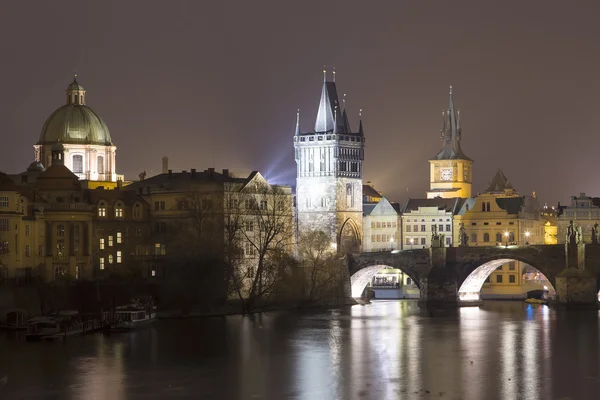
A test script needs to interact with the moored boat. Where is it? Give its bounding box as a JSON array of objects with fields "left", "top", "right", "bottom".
[
  {"left": 25, "top": 310, "right": 104, "bottom": 341},
  {"left": 105, "top": 298, "right": 156, "bottom": 332},
  {"left": 0, "top": 309, "right": 28, "bottom": 331}
]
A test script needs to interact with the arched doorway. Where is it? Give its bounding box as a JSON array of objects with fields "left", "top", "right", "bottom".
[
  {"left": 350, "top": 265, "right": 420, "bottom": 298},
  {"left": 339, "top": 218, "right": 361, "bottom": 253},
  {"left": 458, "top": 258, "right": 555, "bottom": 302}
]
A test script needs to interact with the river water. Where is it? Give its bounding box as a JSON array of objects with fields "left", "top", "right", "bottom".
[{"left": 0, "top": 301, "right": 599, "bottom": 399}]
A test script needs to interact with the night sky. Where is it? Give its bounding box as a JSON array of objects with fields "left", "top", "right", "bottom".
[{"left": 1, "top": 1, "right": 600, "bottom": 205}]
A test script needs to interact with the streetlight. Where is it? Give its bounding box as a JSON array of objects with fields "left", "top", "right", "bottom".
[
  {"left": 409, "top": 238, "right": 414, "bottom": 250},
  {"left": 504, "top": 231, "right": 509, "bottom": 247},
  {"left": 524, "top": 231, "right": 530, "bottom": 246},
  {"left": 389, "top": 236, "right": 394, "bottom": 250}
]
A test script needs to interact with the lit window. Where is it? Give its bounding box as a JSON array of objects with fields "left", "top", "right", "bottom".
[
  {"left": 108, "top": 254, "right": 113, "bottom": 264},
  {"left": 73, "top": 155, "right": 83, "bottom": 174},
  {"left": 108, "top": 236, "right": 113, "bottom": 247},
  {"left": 98, "top": 203, "right": 106, "bottom": 217},
  {"left": 117, "top": 232, "right": 122, "bottom": 244},
  {"left": 115, "top": 204, "right": 123, "bottom": 218},
  {"left": 116, "top": 251, "right": 122, "bottom": 263},
  {"left": 151, "top": 269, "right": 156, "bottom": 277},
  {"left": 154, "top": 243, "right": 166, "bottom": 256},
  {"left": 99, "top": 238, "right": 105, "bottom": 250},
  {"left": 99, "top": 257, "right": 104, "bottom": 270}
]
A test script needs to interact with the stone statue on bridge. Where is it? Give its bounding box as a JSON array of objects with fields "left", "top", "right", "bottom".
[
  {"left": 431, "top": 225, "right": 445, "bottom": 248},
  {"left": 592, "top": 223, "right": 599, "bottom": 245},
  {"left": 566, "top": 220, "right": 583, "bottom": 245},
  {"left": 459, "top": 223, "right": 469, "bottom": 247}
]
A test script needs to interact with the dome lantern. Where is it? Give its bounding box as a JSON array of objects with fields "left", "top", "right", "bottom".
[{"left": 66, "top": 73, "right": 86, "bottom": 105}]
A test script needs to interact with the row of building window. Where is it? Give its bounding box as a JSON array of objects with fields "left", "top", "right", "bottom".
[
  {"left": 370, "top": 221, "right": 397, "bottom": 229},
  {"left": 0, "top": 220, "right": 32, "bottom": 235},
  {"left": 406, "top": 224, "right": 452, "bottom": 232},
  {"left": 99, "top": 232, "right": 122, "bottom": 249},
  {"left": 0, "top": 196, "right": 8, "bottom": 208},
  {"left": 370, "top": 234, "right": 397, "bottom": 242},
  {"left": 486, "top": 274, "right": 517, "bottom": 284},
  {"left": 471, "top": 221, "right": 515, "bottom": 226},
  {"left": 405, "top": 237, "right": 453, "bottom": 246},
  {"left": 71, "top": 155, "right": 105, "bottom": 174},
  {"left": 406, "top": 218, "right": 451, "bottom": 222},
  {"left": 98, "top": 251, "right": 122, "bottom": 269},
  {"left": 471, "top": 232, "right": 515, "bottom": 243}
]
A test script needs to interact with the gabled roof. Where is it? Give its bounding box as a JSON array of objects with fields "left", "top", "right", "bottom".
[
  {"left": 485, "top": 169, "right": 515, "bottom": 193},
  {"left": 401, "top": 197, "right": 466, "bottom": 214},
  {"left": 363, "top": 196, "right": 399, "bottom": 217},
  {"left": 87, "top": 188, "right": 149, "bottom": 206}
]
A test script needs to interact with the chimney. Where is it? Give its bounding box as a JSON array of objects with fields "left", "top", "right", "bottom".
[
  {"left": 117, "top": 179, "right": 123, "bottom": 190},
  {"left": 191, "top": 168, "right": 196, "bottom": 177},
  {"left": 222, "top": 169, "right": 229, "bottom": 178},
  {"left": 162, "top": 157, "right": 169, "bottom": 174},
  {"left": 168, "top": 169, "right": 172, "bottom": 178},
  {"left": 208, "top": 167, "right": 215, "bottom": 177}
]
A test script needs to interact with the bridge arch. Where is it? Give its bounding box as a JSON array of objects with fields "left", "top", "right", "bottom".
[
  {"left": 349, "top": 263, "right": 421, "bottom": 298},
  {"left": 457, "top": 254, "right": 556, "bottom": 302}
]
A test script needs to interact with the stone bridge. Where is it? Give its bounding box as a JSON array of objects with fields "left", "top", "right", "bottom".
[{"left": 345, "top": 243, "right": 600, "bottom": 307}]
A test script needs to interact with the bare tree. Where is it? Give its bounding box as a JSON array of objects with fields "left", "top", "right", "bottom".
[
  {"left": 296, "top": 229, "right": 346, "bottom": 304},
  {"left": 228, "top": 182, "right": 295, "bottom": 313}
]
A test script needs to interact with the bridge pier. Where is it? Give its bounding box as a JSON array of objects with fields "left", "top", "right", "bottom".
[{"left": 555, "top": 243, "right": 598, "bottom": 308}]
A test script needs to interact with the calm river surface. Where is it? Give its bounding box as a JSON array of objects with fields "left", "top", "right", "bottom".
[{"left": 1, "top": 301, "right": 600, "bottom": 399}]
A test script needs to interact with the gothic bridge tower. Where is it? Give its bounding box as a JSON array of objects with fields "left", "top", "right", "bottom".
[{"left": 294, "top": 69, "right": 365, "bottom": 253}]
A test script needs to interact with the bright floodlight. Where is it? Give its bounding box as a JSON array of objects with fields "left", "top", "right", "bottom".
[{"left": 525, "top": 231, "right": 530, "bottom": 237}]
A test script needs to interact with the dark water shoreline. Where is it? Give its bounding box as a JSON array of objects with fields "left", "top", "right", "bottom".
[{"left": 1, "top": 300, "right": 600, "bottom": 399}]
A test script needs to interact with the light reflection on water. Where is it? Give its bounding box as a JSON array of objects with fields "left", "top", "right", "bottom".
[{"left": 1, "top": 301, "right": 600, "bottom": 399}]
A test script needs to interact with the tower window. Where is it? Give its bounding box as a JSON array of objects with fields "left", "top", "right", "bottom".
[
  {"left": 98, "top": 156, "right": 104, "bottom": 174},
  {"left": 73, "top": 155, "right": 83, "bottom": 173}
]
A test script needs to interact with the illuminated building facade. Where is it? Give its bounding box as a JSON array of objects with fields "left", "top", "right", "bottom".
[
  {"left": 427, "top": 87, "right": 473, "bottom": 199},
  {"left": 294, "top": 71, "right": 364, "bottom": 252},
  {"left": 363, "top": 197, "right": 400, "bottom": 252},
  {"left": 33, "top": 75, "right": 122, "bottom": 185},
  {"left": 454, "top": 170, "right": 546, "bottom": 298},
  {"left": 556, "top": 193, "right": 600, "bottom": 244},
  {"left": 0, "top": 144, "right": 151, "bottom": 282},
  {"left": 400, "top": 198, "right": 465, "bottom": 249}
]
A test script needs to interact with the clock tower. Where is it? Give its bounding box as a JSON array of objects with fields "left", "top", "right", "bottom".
[{"left": 427, "top": 87, "right": 473, "bottom": 199}]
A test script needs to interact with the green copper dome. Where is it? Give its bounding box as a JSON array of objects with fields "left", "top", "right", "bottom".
[
  {"left": 38, "top": 104, "right": 112, "bottom": 145},
  {"left": 37, "top": 76, "right": 112, "bottom": 145}
]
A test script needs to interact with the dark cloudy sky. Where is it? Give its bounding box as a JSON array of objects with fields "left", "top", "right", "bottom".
[{"left": 1, "top": 0, "right": 599, "bottom": 205}]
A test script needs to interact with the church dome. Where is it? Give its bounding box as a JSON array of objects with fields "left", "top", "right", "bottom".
[
  {"left": 37, "top": 75, "right": 113, "bottom": 146},
  {"left": 27, "top": 161, "right": 45, "bottom": 172}
]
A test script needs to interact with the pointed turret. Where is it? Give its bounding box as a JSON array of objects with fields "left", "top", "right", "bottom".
[
  {"left": 294, "top": 109, "right": 300, "bottom": 136},
  {"left": 314, "top": 67, "right": 342, "bottom": 133},
  {"left": 485, "top": 168, "right": 517, "bottom": 196},
  {"left": 433, "top": 86, "right": 471, "bottom": 161},
  {"left": 358, "top": 109, "right": 364, "bottom": 136}
]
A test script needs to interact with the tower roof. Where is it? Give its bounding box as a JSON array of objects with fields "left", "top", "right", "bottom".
[
  {"left": 314, "top": 80, "right": 343, "bottom": 132},
  {"left": 485, "top": 168, "right": 516, "bottom": 194},
  {"left": 433, "top": 86, "right": 471, "bottom": 161}
]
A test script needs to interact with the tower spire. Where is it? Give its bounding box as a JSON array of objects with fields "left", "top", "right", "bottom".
[
  {"left": 332, "top": 66, "right": 336, "bottom": 82},
  {"left": 295, "top": 109, "right": 300, "bottom": 136},
  {"left": 358, "top": 109, "right": 364, "bottom": 136},
  {"left": 333, "top": 106, "right": 338, "bottom": 134},
  {"left": 323, "top": 65, "right": 327, "bottom": 82}
]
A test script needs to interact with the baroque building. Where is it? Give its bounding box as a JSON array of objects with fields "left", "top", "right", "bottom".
[
  {"left": 0, "top": 144, "right": 151, "bottom": 282},
  {"left": 454, "top": 169, "right": 546, "bottom": 298},
  {"left": 33, "top": 75, "right": 121, "bottom": 185},
  {"left": 556, "top": 193, "right": 600, "bottom": 243},
  {"left": 294, "top": 71, "right": 365, "bottom": 252},
  {"left": 400, "top": 198, "right": 465, "bottom": 249},
  {"left": 362, "top": 196, "right": 400, "bottom": 252},
  {"left": 427, "top": 87, "right": 473, "bottom": 199}
]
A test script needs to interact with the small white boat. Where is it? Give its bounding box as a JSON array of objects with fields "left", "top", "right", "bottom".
[{"left": 106, "top": 299, "right": 156, "bottom": 332}]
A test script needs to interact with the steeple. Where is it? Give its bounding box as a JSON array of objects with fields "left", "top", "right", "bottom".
[
  {"left": 314, "top": 68, "right": 342, "bottom": 132},
  {"left": 66, "top": 73, "right": 86, "bottom": 105},
  {"left": 433, "top": 86, "right": 471, "bottom": 161}
]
